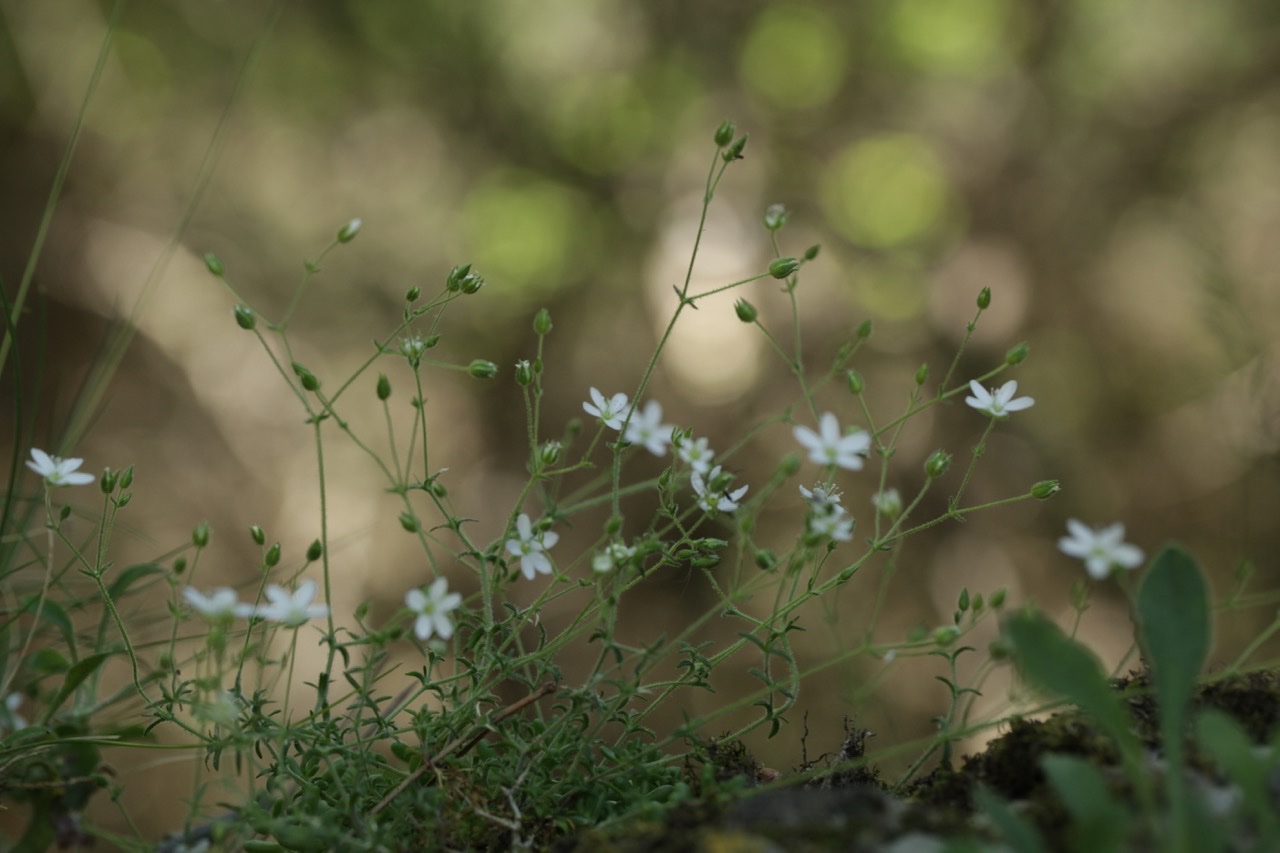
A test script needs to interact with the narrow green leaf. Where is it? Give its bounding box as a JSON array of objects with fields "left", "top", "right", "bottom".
[
  {"left": 20, "top": 595, "right": 74, "bottom": 648},
  {"left": 1195, "top": 710, "right": 1278, "bottom": 839},
  {"left": 974, "top": 784, "right": 1047, "bottom": 853},
  {"left": 107, "top": 562, "right": 167, "bottom": 599},
  {"left": 44, "top": 652, "right": 110, "bottom": 720},
  {"left": 1041, "top": 754, "right": 1129, "bottom": 852}
]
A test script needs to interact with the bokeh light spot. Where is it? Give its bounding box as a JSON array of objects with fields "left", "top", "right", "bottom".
[
  {"left": 546, "top": 74, "right": 654, "bottom": 175},
  {"left": 887, "top": 0, "right": 1014, "bottom": 77},
  {"left": 739, "top": 5, "right": 847, "bottom": 110},
  {"left": 821, "top": 134, "right": 951, "bottom": 247},
  {"left": 462, "top": 171, "right": 583, "bottom": 295}
]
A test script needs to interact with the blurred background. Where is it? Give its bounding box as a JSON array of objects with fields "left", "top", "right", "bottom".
[{"left": 4, "top": 0, "right": 1280, "bottom": 841}]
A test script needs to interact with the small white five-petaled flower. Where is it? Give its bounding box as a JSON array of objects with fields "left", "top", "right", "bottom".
[
  {"left": 26, "top": 448, "right": 95, "bottom": 486},
  {"left": 793, "top": 413, "right": 871, "bottom": 471},
  {"left": 1058, "top": 519, "right": 1144, "bottom": 580},
  {"left": 252, "top": 580, "right": 330, "bottom": 627},
  {"left": 691, "top": 465, "right": 749, "bottom": 514},
  {"left": 592, "top": 541, "right": 636, "bottom": 574},
  {"left": 505, "top": 513, "right": 559, "bottom": 580},
  {"left": 583, "top": 388, "right": 630, "bottom": 430},
  {"left": 624, "top": 400, "right": 673, "bottom": 456},
  {"left": 183, "top": 587, "right": 250, "bottom": 621},
  {"left": 800, "top": 483, "right": 854, "bottom": 542},
  {"left": 674, "top": 434, "right": 715, "bottom": 475},
  {"left": 964, "top": 380, "right": 1034, "bottom": 419},
  {"left": 405, "top": 577, "right": 463, "bottom": 641}
]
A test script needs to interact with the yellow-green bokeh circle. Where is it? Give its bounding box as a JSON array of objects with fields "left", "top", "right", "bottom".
[
  {"left": 821, "top": 134, "right": 951, "bottom": 247},
  {"left": 739, "top": 5, "right": 847, "bottom": 110},
  {"left": 888, "top": 0, "right": 1013, "bottom": 77},
  {"left": 462, "top": 172, "right": 583, "bottom": 294}
]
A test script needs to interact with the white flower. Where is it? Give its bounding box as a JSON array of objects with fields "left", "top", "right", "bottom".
[
  {"left": 964, "top": 380, "right": 1034, "bottom": 418},
  {"left": 675, "top": 434, "right": 715, "bottom": 475},
  {"left": 800, "top": 483, "right": 854, "bottom": 542},
  {"left": 406, "top": 577, "right": 463, "bottom": 641},
  {"left": 793, "top": 413, "right": 871, "bottom": 471},
  {"left": 1058, "top": 519, "right": 1145, "bottom": 580},
  {"left": 583, "top": 388, "right": 630, "bottom": 430},
  {"left": 871, "top": 488, "right": 902, "bottom": 518},
  {"left": 692, "top": 465, "right": 749, "bottom": 514},
  {"left": 26, "top": 448, "right": 95, "bottom": 486},
  {"left": 183, "top": 587, "right": 248, "bottom": 621},
  {"left": 505, "top": 513, "right": 559, "bottom": 580},
  {"left": 2, "top": 693, "right": 27, "bottom": 732},
  {"left": 251, "top": 580, "right": 330, "bottom": 626},
  {"left": 592, "top": 541, "right": 636, "bottom": 574},
  {"left": 624, "top": 400, "right": 673, "bottom": 456}
]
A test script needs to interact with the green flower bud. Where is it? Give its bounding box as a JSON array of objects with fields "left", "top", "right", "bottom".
[
  {"left": 723, "top": 134, "right": 748, "bottom": 161},
  {"left": 846, "top": 369, "right": 864, "bottom": 394},
  {"left": 933, "top": 625, "right": 960, "bottom": 646},
  {"left": 119, "top": 465, "right": 133, "bottom": 489},
  {"left": 714, "top": 120, "right": 736, "bottom": 147},
  {"left": 768, "top": 257, "right": 800, "bottom": 279},
  {"left": 856, "top": 318, "right": 873, "bottom": 339},
  {"left": 605, "top": 514, "right": 623, "bottom": 536},
  {"left": 988, "top": 638, "right": 1011, "bottom": 661},
  {"left": 250, "top": 525, "right": 265, "bottom": 545},
  {"left": 734, "top": 298, "right": 758, "bottom": 323},
  {"left": 977, "top": 287, "right": 991, "bottom": 310},
  {"left": 399, "top": 512, "right": 420, "bottom": 533},
  {"left": 192, "top": 521, "right": 211, "bottom": 548},
  {"left": 204, "top": 253, "right": 225, "bottom": 277},
  {"left": 915, "top": 363, "right": 929, "bottom": 386},
  {"left": 468, "top": 359, "right": 498, "bottom": 379},
  {"left": 337, "top": 217, "right": 362, "bottom": 243},
  {"left": 173, "top": 556, "right": 187, "bottom": 575},
  {"left": 306, "top": 540, "right": 323, "bottom": 561},
  {"left": 59, "top": 503, "right": 71, "bottom": 520},
  {"left": 446, "top": 264, "right": 472, "bottom": 292},
  {"left": 804, "top": 244, "right": 821, "bottom": 261},
  {"left": 233, "top": 304, "right": 256, "bottom": 330},
  {"left": 428, "top": 479, "right": 447, "bottom": 498},
  {"left": 514, "top": 359, "right": 534, "bottom": 386},
  {"left": 376, "top": 374, "right": 391, "bottom": 401},
  {"left": 971, "top": 593, "right": 984, "bottom": 613},
  {"left": 405, "top": 286, "right": 421, "bottom": 303},
  {"left": 539, "top": 440, "right": 562, "bottom": 467},
  {"left": 925, "top": 450, "right": 952, "bottom": 479},
  {"left": 1031, "top": 479, "right": 1061, "bottom": 499},
  {"left": 115, "top": 492, "right": 132, "bottom": 509},
  {"left": 99, "top": 467, "right": 118, "bottom": 494},
  {"left": 292, "top": 362, "right": 320, "bottom": 391},
  {"left": 763, "top": 204, "right": 788, "bottom": 231},
  {"left": 533, "top": 308, "right": 553, "bottom": 335},
  {"left": 264, "top": 543, "right": 281, "bottom": 568},
  {"left": 780, "top": 452, "right": 802, "bottom": 477},
  {"left": 1005, "top": 342, "right": 1030, "bottom": 366},
  {"left": 459, "top": 272, "right": 485, "bottom": 294},
  {"left": 755, "top": 549, "right": 778, "bottom": 570},
  {"left": 957, "top": 588, "right": 970, "bottom": 612},
  {"left": 990, "top": 588, "right": 1007, "bottom": 609}
]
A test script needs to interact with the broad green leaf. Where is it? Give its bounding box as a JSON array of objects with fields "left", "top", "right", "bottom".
[{"left": 1136, "top": 544, "right": 1209, "bottom": 726}]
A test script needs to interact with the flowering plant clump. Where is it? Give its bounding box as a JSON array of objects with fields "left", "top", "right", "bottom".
[{"left": 10, "top": 116, "right": 1254, "bottom": 853}]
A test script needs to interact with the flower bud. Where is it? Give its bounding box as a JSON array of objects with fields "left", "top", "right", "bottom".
[
  {"left": 446, "top": 264, "right": 472, "bottom": 291},
  {"left": 871, "top": 488, "right": 902, "bottom": 519},
  {"left": 856, "top": 319, "right": 873, "bottom": 340},
  {"left": 173, "top": 556, "right": 187, "bottom": 575},
  {"left": 249, "top": 525, "right": 265, "bottom": 545},
  {"left": 428, "top": 479, "right": 447, "bottom": 498},
  {"left": 605, "top": 514, "right": 623, "bottom": 536},
  {"left": 405, "top": 286, "right": 421, "bottom": 303},
  {"left": 192, "top": 521, "right": 211, "bottom": 549},
  {"left": 971, "top": 593, "right": 984, "bottom": 613},
  {"left": 264, "top": 543, "right": 281, "bottom": 568},
  {"left": 306, "top": 540, "right": 323, "bottom": 561},
  {"left": 399, "top": 512, "right": 420, "bottom": 533},
  {"left": 539, "top": 440, "right": 562, "bottom": 467},
  {"left": 925, "top": 450, "right": 952, "bottom": 479},
  {"left": 915, "top": 363, "right": 929, "bottom": 386},
  {"left": 846, "top": 370, "right": 864, "bottom": 395},
  {"left": 957, "top": 588, "right": 970, "bottom": 612},
  {"left": 337, "top": 218, "right": 362, "bottom": 243},
  {"left": 468, "top": 359, "right": 498, "bottom": 379},
  {"left": 514, "top": 359, "right": 534, "bottom": 386},
  {"left": 990, "top": 588, "right": 1007, "bottom": 608},
  {"left": 1031, "top": 479, "right": 1060, "bottom": 499},
  {"left": 734, "top": 299, "right": 758, "bottom": 323},
  {"left": 100, "top": 468, "right": 118, "bottom": 494},
  {"left": 763, "top": 204, "right": 788, "bottom": 232},
  {"left": 755, "top": 549, "right": 778, "bottom": 570},
  {"left": 804, "top": 244, "right": 820, "bottom": 261},
  {"left": 459, "top": 272, "right": 485, "bottom": 294},
  {"left": 977, "top": 287, "right": 991, "bottom": 310},
  {"left": 204, "top": 253, "right": 225, "bottom": 277},
  {"left": 292, "top": 362, "right": 320, "bottom": 391},
  {"left": 233, "top": 304, "right": 256, "bottom": 331},
  {"left": 988, "top": 638, "right": 1011, "bottom": 661},
  {"left": 533, "top": 308, "right": 553, "bottom": 335},
  {"left": 780, "top": 452, "right": 802, "bottom": 477},
  {"left": 768, "top": 257, "right": 800, "bottom": 279},
  {"left": 714, "top": 120, "right": 736, "bottom": 147},
  {"left": 723, "top": 134, "right": 748, "bottom": 161},
  {"left": 59, "top": 504, "right": 71, "bottom": 520},
  {"left": 933, "top": 625, "right": 960, "bottom": 646},
  {"left": 376, "top": 374, "right": 392, "bottom": 401},
  {"left": 1005, "top": 342, "right": 1029, "bottom": 366}
]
